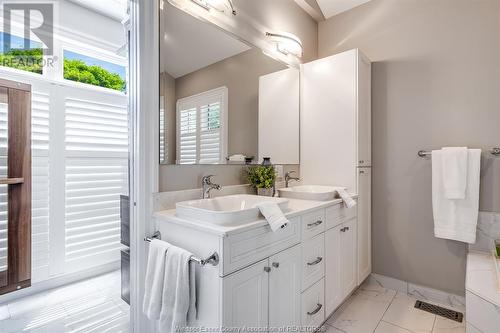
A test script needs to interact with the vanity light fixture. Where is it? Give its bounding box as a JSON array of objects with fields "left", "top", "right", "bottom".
[
  {"left": 190, "top": 0, "right": 237, "bottom": 15},
  {"left": 265, "top": 32, "right": 303, "bottom": 58}
]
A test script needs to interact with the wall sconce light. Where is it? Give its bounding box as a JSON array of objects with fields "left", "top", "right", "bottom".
[
  {"left": 190, "top": 0, "right": 237, "bottom": 15},
  {"left": 265, "top": 32, "right": 303, "bottom": 58}
]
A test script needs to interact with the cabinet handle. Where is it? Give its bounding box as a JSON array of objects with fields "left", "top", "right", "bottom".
[
  {"left": 307, "top": 303, "right": 323, "bottom": 316},
  {"left": 264, "top": 267, "right": 271, "bottom": 273},
  {"left": 272, "top": 262, "right": 279, "bottom": 268},
  {"left": 359, "top": 170, "right": 365, "bottom": 174},
  {"left": 307, "top": 257, "right": 323, "bottom": 266},
  {"left": 340, "top": 227, "right": 350, "bottom": 232},
  {"left": 307, "top": 220, "right": 323, "bottom": 228}
]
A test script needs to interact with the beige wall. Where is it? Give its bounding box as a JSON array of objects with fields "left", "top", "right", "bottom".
[
  {"left": 175, "top": 48, "right": 287, "bottom": 160},
  {"left": 319, "top": 0, "right": 500, "bottom": 295},
  {"left": 160, "top": 72, "right": 176, "bottom": 164}
]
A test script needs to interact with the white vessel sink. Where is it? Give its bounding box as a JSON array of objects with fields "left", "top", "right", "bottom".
[
  {"left": 278, "top": 185, "right": 340, "bottom": 201},
  {"left": 176, "top": 194, "right": 289, "bottom": 226}
]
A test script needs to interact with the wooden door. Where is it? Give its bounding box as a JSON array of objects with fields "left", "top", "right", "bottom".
[
  {"left": 222, "top": 259, "right": 269, "bottom": 330},
  {"left": 0, "top": 79, "right": 31, "bottom": 295},
  {"left": 269, "top": 244, "right": 301, "bottom": 328}
]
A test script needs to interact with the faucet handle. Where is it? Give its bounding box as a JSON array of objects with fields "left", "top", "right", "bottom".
[
  {"left": 285, "top": 171, "right": 296, "bottom": 177},
  {"left": 201, "top": 175, "right": 215, "bottom": 184}
]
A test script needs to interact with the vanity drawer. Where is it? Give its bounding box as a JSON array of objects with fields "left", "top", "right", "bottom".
[
  {"left": 222, "top": 217, "right": 301, "bottom": 276},
  {"left": 326, "top": 202, "right": 357, "bottom": 230},
  {"left": 301, "top": 278, "right": 325, "bottom": 328},
  {"left": 301, "top": 233, "right": 325, "bottom": 291},
  {"left": 301, "top": 209, "right": 326, "bottom": 240}
]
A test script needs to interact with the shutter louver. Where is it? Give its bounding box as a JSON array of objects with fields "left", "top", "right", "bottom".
[
  {"left": 178, "top": 107, "right": 197, "bottom": 164},
  {"left": 31, "top": 92, "right": 50, "bottom": 281},
  {"left": 0, "top": 101, "right": 7, "bottom": 272},
  {"left": 199, "top": 102, "right": 221, "bottom": 164},
  {"left": 64, "top": 97, "right": 128, "bottom": 271}
]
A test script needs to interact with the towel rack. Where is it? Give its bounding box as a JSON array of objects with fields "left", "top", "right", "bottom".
[
  {"left": 418, "top": 147, "right": 500, "bottom": 158},
  {"left": 144, "top": 231, "right": 219, "bottom": 266}
]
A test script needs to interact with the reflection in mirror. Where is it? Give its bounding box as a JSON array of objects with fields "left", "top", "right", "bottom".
[
  {"left": 0, "top": 88, "right": 7, "bottom": 273},
  {"left": 159, "top": 1, "right": 299, "bottom": 165}
]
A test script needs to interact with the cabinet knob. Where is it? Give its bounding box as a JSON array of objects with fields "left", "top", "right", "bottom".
[
  {"left": 264, "top": 266, "right": 271, "bottom": 273},
  {"left": 272, "top": 262, "right": 279, "bottom": 268}
]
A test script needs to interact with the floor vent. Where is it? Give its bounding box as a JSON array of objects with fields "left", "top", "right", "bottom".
[{"left": 414, "top": 300, "right": 464, "bottom": 322}]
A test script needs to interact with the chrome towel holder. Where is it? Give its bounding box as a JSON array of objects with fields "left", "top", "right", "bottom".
[
  {"left": 418, "top": 147, "right": 500, "bottom": 158},
  {"left": 144, "top": 231, "right": 219, "bottom": 266}
]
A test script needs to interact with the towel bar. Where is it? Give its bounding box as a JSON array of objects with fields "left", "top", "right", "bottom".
[
  {"left": 144, "top": 231, "right": 219, "bottom": 266},
  {"left": 418, "top": 147, "right": 500, "bottom": 158}
]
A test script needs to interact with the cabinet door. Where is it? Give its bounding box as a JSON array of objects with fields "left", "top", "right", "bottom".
[
  {"left": 223, "top": 259, "right": 269, "bottom": 330},
  {"left": 341, "top": 219, "right": 357, "bottom": 298},
  {"left": 325, "top": 225, "right": 342, "bottom": 315},
  {"left": 357, "top": 168, "right": 371, "bottom": 285},
  {"left": 269, "top": 245, "right": 301, "bottom": 327},
  {"left": 357, "top": 51, "right": 371, "bottom": 166}
]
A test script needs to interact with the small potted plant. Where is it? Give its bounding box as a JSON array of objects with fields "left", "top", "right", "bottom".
[{"left": 246, "top": 165, "right": 276, "bottom": 196}]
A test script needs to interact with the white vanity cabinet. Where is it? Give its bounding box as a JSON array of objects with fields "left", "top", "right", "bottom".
[
  {"left": 154, "top": 198, "right": 363, "bottom": 332},
  {"left": 222, "top": 245, "right": 302, "bottom": 329}
]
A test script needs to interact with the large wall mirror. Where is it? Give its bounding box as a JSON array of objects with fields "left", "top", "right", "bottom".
[{"left": 159, "top": 1, "right": 300, "bottom": 165}]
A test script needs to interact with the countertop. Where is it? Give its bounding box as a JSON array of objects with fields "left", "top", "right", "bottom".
[
  {"left": 466, "top": 251, "right": 500, "bottom": 307},
  {"left": 153, "top": 196, "right": 357, "bottom": 237}
]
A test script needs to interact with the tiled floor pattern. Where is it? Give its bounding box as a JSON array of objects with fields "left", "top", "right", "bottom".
[
  {"left": 0, "top": 271, "right": 129, "bottom": 333},
  {"left": 323, "top": 279, "right": 466, "bottom": 333},
  {"left": 1, "top": 271, "right": 465, "bottom": 333}
]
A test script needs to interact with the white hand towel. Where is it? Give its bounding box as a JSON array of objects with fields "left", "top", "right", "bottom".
[
  {"left": 257, "top": 202, "right": 290, "bottom": 232},
  {"left": 432, "top": 149, "right": 481, "bottom": 244},
  {"left": 441, "top": 147, "right": 468, "bottom": 199},
  {"left": 143, "top": 239, "right": 170, "bottom": 320},
  {"left": 159, "top": 244, "right": 197, "bottom": 333},
  {"left": 336, "top": 188, "right": 357, "bottom": 208}
]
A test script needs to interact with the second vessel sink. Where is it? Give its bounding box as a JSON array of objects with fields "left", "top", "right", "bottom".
[
  {"left": 176, "top": 194, "right": 289, "bottom": 226},
  {"left": 278, "top": 185, "right": 340, "bottom": 201}
]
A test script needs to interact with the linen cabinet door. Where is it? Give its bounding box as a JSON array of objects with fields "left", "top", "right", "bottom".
[
  {"left": 223, "top": 259, "right": 269, "bottom": 331},
  {"left": 269, "top": 245, "right": 301, "bottom": 328},
  {"left": 341, "top": 218, "right": 357, "bottom": 298},
  {"left": 325, "top": 225, "right": 342, "bottom": 315},
  {"left": 357, "top": 167, "right": 371, "bottom": 285}
]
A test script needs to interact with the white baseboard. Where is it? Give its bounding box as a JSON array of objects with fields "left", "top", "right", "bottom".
[
  {"left": 369, "top": 273, "right": 466, "bottom": 312},
  {"left": 0, "top": 261, "right": 120, "bottom": 305}
]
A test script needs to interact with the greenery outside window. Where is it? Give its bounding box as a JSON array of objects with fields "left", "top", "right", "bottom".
[
  {"left": 63, "top": 50, "right": 126, "bottom": 92},
  {"left": 0, "top": 32, "right": 43, "bottom": 74}
]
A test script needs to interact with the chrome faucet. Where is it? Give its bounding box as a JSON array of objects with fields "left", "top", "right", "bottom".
[
  {"left": 285, "top": 171, "right": 300, "bottom": 188},
  {"left": 202, "top": 175, "right": 221, "bottom": 199}
]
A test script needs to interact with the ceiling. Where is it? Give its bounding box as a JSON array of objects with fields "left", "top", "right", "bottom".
[
  {"left": 68, "top": 0, "right": 127, "bottom": 21},
  {"left": 161, "top": 3, "right": 251, "bottom": 78},
  {"left": 316, "top": 0, "right": 372, "bottom": 19}
]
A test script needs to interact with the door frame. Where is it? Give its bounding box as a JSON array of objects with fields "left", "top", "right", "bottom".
[{"left": 128, "top": 0, "right": 159, "bottom": 331}]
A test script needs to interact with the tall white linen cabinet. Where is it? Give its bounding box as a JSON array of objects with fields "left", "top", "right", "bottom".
[{"left": 301, "top": 49, "right": 372, "bottom": 285}]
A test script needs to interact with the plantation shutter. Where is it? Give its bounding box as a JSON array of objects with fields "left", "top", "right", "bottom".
[
  {"left": 177, "top": 87, "right": 227, "bottom": 164},
  {"left": 31, "top": 90, "right": 51, "bottom": 281},
  {"left": 0, "top": 95, "right": 7, "bottom": 273},
  {"left": 64, "top": 88, "right": 128, "bottom": 272}
]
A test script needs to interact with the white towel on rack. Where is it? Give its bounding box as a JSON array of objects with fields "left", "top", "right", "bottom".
[
  {"left": 159, "top": 244, "right": 197, "bottom": 333},
  {"left": 143, "top": 239, "right": 170, "bottom": 320},
  {"left": 335, "top": 187, "right": 357, "bottom": 208},
  {"left": 432, "top": 149, "right": 481, "bottom": 244},
  {"left": 441, "top": 147, "right": 468, "bottom": 199},
  {"left": 256, "top": 202, "right": 289, "bottom": 232}
]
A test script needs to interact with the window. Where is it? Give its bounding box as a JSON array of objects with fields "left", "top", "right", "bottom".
[
  {"left": 0, "top": 32, "right": 43, "bottom": 74},
  {"left": 63, "top": 50, "right": 126, "bottom": 92},
  {"left": 176, "top": 87, "right": 228, "bottom": 164}
]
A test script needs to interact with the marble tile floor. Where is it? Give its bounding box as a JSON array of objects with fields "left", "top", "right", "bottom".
[
  {"left": 0, "top": 270, "right": 129, "bottom": 333},
  {"left": 323, "top": 279, "right": 465, "bottom": 333}
]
